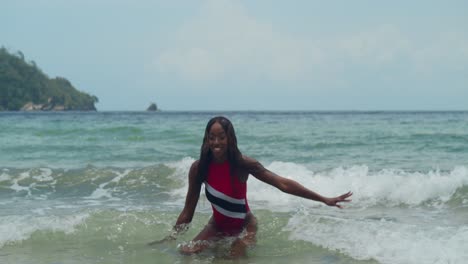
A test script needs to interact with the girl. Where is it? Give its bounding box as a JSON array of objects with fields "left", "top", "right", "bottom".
[{"left": 154, "top": 116, "right": 352, "bottom": 257}]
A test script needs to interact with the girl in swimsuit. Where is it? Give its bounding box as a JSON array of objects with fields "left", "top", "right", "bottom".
[{"left": 154, "top": 116, "right": 352, "bottom": 257}]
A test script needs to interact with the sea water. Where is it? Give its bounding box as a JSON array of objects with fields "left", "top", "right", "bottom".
[{"left": 0, "top": 111, "right": 467, "bottom": 264}]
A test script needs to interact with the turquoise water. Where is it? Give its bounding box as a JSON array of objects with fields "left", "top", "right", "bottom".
[{"left": 1, "top": 111, "right": 467, "bottom": 264}]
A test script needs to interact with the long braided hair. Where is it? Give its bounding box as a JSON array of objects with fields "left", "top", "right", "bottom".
[{"left": 196, "top": 116, "right": 244, "bottom": 184}]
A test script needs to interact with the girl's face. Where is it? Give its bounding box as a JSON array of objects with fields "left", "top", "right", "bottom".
[{"left": 208, "top": 122, "right": 228, "bottom": 162}]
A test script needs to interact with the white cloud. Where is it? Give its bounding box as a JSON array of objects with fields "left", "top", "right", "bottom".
[
  {"left": 336, "top": 25, "right": 410, "bottom": 65},
  {"left": 155, "top": 0, "right": 318, "bottom": 82},
  {"left": 157, "top": 47, "right": 223, "bottom": 81},
  {"left": 411, "top": 32, "right": 468, "bottom": 73},
  {"left": 154, "top": 0, "right": 468, "bottom": 83}
]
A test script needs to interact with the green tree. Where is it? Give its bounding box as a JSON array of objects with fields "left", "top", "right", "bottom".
[{"left": 0, "top": 47, "right": 98, "bottom": 111}]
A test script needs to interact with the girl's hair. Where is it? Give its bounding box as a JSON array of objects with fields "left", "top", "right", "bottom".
[{"left": 196, "top": 116, "right": 244, "bottom": 184}]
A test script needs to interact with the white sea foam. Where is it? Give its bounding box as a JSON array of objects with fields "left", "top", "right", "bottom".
[
  {"left": 0, "top": 213, "right": 90, "bottom": 248},
  {"left": 167, "top": 157, "right": 196, "bottom": 199},
  {"left": 9, "top": 170, "right": 32, "bottom": 194},
  {"left": 168, "top": 157, "right": 196, "bottom": 180},
  {"left": 86, "top": 169, "right": 131, "bottom": 200},
  {"left": 247, "top": 162, "right": 468, "bottom": 210},
  {"left": 0, "top": 170, "right": 11, "bottom": 182},
  {"left": 32, "top": 168, "right": 54, "bottom": 182},
  {"left": 2, "top": 168, "right": 55, "bottom": 195},
  {"left": 285, "top": 210, "right": 468, "bottom": 264}
]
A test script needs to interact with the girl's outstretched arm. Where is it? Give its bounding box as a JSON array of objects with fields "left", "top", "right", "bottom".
[{"left": 244, "top": 156, "right": 352, "bottom": 208}]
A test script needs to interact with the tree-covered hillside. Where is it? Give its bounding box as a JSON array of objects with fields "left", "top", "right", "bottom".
[{"left": 0, "top": 47, "right": 98, "bottom": 111}]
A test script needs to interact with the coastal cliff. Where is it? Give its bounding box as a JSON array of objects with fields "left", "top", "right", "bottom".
[{"left": 0, "top": 47, "right": 98, "bottom": 111}]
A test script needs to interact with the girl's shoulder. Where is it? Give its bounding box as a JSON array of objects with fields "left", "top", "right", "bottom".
[
  {"left": 189, "top": 159, "right": 200, "bottom": 171},
  {"left": 241, "top": 155, "right": 266, "bottom": 174},
  {"left": 241, "top": 155, "right": 257, "bottom": 164}
]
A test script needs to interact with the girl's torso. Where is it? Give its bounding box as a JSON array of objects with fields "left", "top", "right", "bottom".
[{"left": 205, "top": 161, "right": 250, "bottom": 235}]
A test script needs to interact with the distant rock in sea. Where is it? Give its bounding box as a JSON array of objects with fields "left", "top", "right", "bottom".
[{"left": 146, "top": 103, "right": 158, "bottom": 111}]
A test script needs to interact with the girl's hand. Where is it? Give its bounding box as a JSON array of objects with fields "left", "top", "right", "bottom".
[
  {"left": 147, "top": 234, "right": 176, "bottom": 246},
  {"left": 324, "top": 191, "right": 353, "bottom": 209},
  {"left": 179, "top": 240, "right": 209, "bottom": 255}
]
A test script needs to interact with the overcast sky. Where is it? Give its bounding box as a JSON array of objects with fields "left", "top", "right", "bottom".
[{"left": 2, "top": 0, "right": 467, "bottom": 111}]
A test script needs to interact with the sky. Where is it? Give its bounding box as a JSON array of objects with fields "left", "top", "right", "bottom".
[{"left": 2, "top": 0, "right": 467, "bottom": 111}]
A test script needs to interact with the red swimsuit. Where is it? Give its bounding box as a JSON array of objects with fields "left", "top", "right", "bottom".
[{"left": 205, "top": 161, "right": 249, "bottom": 235}]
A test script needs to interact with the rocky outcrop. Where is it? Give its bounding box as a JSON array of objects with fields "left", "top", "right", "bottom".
[
  {"left": 1, "top": 48, "right": 99, "bottom": 111},
  {"left": 20, "top": 98, "right": 66, "bottom": 111},
  {"left": 21, "top": 102, "right": 44, "bottom": 111}
]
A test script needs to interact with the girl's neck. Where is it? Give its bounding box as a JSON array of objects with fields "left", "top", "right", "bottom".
[{"left": 212, "top": 157, "right": 227, "bottom": 164}]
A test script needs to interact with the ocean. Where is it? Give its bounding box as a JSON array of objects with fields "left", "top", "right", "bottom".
[{"left": 0, "top": 111, "right": 467, "bottom": 264}]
